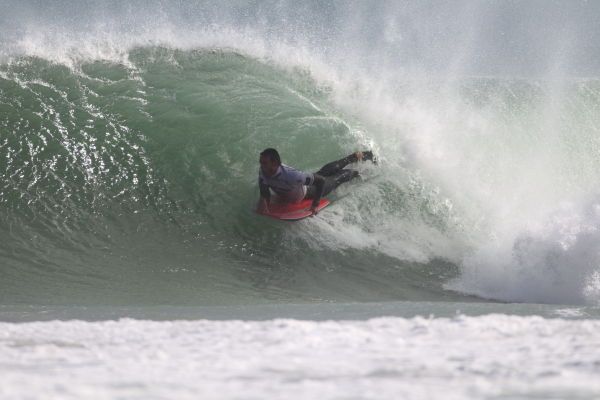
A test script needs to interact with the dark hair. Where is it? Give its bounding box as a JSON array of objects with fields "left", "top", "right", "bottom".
[{"left": 260, "top": 148, "right": 281, "bottom": 164}]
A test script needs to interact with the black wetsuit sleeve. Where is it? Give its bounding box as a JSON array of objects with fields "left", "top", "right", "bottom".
[
  {"left": 259, "top": 179, "right": 271, "bottom": 201},
  {"left": 310, "top": 174, "right": 325, "bottom": 208}
]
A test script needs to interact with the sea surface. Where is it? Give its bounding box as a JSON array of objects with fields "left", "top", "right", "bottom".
[{"left": 1, "top": 1, "right": 600, "bottom": 399}]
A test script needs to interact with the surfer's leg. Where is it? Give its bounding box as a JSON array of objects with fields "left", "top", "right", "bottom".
[
  {"left": 321, "top": 169, "right": 360, "bottom": 196},
  {"left": 306, "top": 169, "right": 359, "bottom": 198},
  {"left": 316, "top": 151, "right": 374, "bottom": 177},
  {"left": 315, "top": 155, "right": 355, "bottom": 177}
]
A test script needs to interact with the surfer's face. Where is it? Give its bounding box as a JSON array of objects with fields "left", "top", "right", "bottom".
[{"left": 260, "top": 155, "right": 279, "bottom": 177}]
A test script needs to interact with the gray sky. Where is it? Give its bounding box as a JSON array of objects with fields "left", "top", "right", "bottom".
[{"left": 2, "top": 0, "right": 600, "bottom": 77}]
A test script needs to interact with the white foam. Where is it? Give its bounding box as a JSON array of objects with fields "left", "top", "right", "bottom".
[
  {"left": 448, "top": 199, "right": 600, "bottom": 305},
  {"left": 1, "top": 315, "right": 599, "bottom": 399},
  {"left": 326, "top": 70, "right": 600, "bottom": 305}
]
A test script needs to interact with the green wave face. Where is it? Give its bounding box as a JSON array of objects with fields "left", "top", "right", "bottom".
[{"left": 1, "top": 48, "right": 454, "bottom": 305}]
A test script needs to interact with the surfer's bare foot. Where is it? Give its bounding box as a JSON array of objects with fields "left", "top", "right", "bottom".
[{"left": 355, "top": 151, "right": 364, "bottom": 161}]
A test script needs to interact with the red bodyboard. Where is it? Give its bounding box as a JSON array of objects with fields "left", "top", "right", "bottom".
[{"left": 258, "top": 199, "right": 330, "bottom": 221}]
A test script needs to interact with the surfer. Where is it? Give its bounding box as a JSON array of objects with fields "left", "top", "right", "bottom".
[{"left": 257, "top": 148, "right": 375, "bottom": 216}]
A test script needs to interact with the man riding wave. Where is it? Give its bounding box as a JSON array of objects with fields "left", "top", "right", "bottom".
[{"left": 257, "top": 148, "right": 376, "bottom": 216}]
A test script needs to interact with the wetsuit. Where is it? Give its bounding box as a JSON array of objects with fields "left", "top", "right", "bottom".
[
  {"left": 258, "top": 153, "right": 362, "bottom": 206},
  {"left": 304, "top": 154, "right": 360, "bottom": 199},
  {"left": 258, "top": 164, "right": 315, "bottom": 203}
]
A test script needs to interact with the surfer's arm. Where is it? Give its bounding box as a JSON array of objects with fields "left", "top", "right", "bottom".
[
  {"left": 309, "top": 174, "right": 325, "bottom": 213},
  {"left": 257, "top": 180, "right": 271, "bottom": 213}
]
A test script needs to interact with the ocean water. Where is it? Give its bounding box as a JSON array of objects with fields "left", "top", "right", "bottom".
[{"left": 1, "top": 1, "right": 600, "bottom": 398}]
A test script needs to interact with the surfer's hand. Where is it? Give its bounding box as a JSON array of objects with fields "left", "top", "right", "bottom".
[
  {"left": 258, "top": 206, "right": 270, "bottom": 214},
  {"left": 310, "top": 206, "right": 318, "bottom": 216},
  {"left": 257, "top": 198, "right": 270, "bottom": 214}
]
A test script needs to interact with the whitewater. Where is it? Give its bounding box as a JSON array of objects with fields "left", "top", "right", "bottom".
[{"left": 1, "top": 0, "right": 600, "bottom": 398}]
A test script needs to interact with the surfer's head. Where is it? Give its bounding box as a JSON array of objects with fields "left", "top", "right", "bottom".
[{"left": 260, "top": 148, "right": 281, "bottom": 177}]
